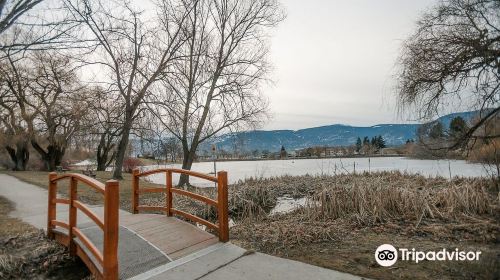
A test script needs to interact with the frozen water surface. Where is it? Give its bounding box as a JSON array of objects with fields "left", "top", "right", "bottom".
[{"left": 140, "top": 157, "right": 493, "bottom": 187}]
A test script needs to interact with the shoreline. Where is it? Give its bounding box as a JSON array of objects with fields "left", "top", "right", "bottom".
[{"left": 194, "top": 153, "right": 404, "bottom": 163}]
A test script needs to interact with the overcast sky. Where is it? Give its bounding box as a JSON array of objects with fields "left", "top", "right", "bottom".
[{"left": 262, "top": 0, "right": 438, "bottom": 130}]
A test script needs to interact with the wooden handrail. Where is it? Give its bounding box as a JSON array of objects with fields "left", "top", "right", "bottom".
[
  {"left": 171, "top": 208, "right": 219, "bottom": 230},
  {"left": 51, "top": 173, "right": 105, "bottom": 194},
  {"left": 137, "top": 206, "right": 168, "bottom": 212},
  {"left": 170, "top": 188, "right": 218, "bottom": 206},
  {"left": 73, "top": 201, "right": 105, "bottom": 230},
  {"left": 135, "top": 168, "right": 218, "bottom": 182},
  {"left": 47, "top": 172, "right": 119, "bottom": 280},
  {"left": 73, "top": 227, "right": 104, "bottom": 265},
  {"left": 138, "top": 187, "right": 167, "bottom": 193},
  {"left": 132, "top": 168, "right": 229, "bottom": 242},
  {"left": 53, "top": 198, "right": 70, "bottom": 204},
  {"left": 51, "top": 220, "right": 70, "bottom": 230}
]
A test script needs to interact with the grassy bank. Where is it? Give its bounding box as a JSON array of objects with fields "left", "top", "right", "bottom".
[{"left": 0, "top": 196, "right": 90, "bottom": 279}]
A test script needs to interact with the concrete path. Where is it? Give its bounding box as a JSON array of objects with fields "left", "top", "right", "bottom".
[{"left": 0, "top": 173, "right": 366, "bottom": 280}]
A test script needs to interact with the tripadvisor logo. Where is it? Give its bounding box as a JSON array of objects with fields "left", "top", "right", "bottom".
[
  {"left": 375, "top": 244, "right": 482, "bottom": 267},
  {"left": 375, "top": 244, "right": 398, "bottom": 267}
]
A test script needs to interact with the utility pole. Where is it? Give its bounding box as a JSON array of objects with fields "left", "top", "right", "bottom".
[{"left": 212, "top": 144, "right": 217, "bottom": 188}]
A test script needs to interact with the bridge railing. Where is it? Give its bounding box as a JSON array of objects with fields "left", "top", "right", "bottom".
[
  {"left": 47, "top": 173, "right": 119, "bottom": 280},
  {"left": 132, "top": 168, "right": 229, "bottom": 242}
]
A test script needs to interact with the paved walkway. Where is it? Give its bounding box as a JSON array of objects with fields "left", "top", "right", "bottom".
[{"left": 0, "top": 173, "right": 365, "bottom": 280}]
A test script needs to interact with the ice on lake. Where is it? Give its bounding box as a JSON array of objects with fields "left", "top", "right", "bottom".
[{"left": 140, "top": 157, "right": 493, "bottom": 188}]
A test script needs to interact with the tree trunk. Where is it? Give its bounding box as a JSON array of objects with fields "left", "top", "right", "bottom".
[
  {"left": 96, "top": 134, "right": 116, "bottom": 171},
  {"left": 178, "top": 143, "right": 198, "bottom": 186},
  {"left": 113, "top": 122, "right": 132, "bottom": 179},
  {"left": 31, "top": 141, "right": 65, "bottom": 171},
  {"left": 178, "top": 154, "right": 195, "bottom": 186},
  {"left": 5, "top": 141, "right": 29, "bottom": 171}
]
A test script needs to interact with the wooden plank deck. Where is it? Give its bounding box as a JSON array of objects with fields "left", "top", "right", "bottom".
[{"left": 121, "top": 214, "right": 220, "bottom": 261}]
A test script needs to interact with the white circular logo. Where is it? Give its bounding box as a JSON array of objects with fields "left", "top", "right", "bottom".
[{"left": 375, "top": 244, "right": 398, "bottom": 267}]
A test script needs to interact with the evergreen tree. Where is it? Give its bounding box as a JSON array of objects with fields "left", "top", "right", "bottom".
[
  {"left": 429, "top": 122, "right": 444, "bottom": 139},
  {"left": 363, "top": 136, "right": 370, "bottom": 145},
  {"left": 355, "top": 137, "right": 362, "bottom": 152},
  {"left": 449, "top": 116, "right": 468, "bottom": 139},
  {"left": 377, "top": 135, "right": 386, "bottom": 148}
]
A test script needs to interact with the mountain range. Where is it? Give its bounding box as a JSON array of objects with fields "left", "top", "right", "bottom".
[{"left": 204, "top": 111, "right": 479, "bottom": 153}]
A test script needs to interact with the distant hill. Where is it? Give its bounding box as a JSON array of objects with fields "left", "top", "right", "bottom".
[{"left": 203, "top": 111, "right": 480, "bottom": 153}]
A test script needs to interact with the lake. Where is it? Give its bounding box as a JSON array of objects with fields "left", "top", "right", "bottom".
[{"left": 140, "top": 157, "right": 493, "bottom": 187}]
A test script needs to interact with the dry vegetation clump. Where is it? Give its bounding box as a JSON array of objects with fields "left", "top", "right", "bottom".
[
  {"left": 231, "top": 215, "right": 356, "bottom": 254},
  {"left": 230, "top": 171, "right": 499, "bottom": 248},
  {"left": 137, "top": 174, "right": 319, "bottom": 222},
  {"left": 0, "top": 196, "right": 90, "bottom": 279},
  {"left": 228, "top": 175, "right": 321, "bottom": 220},
  {"left": 0, "top": 231, "right": 90, "bottom": 279},
  {"left": 302, "top": 172, "right": 496, "bottom": 225},
  {"left": 136, "top": 171, "right": 499, "bottom": 238}
]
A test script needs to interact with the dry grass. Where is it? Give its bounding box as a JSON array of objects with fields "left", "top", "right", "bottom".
[
  {"left": 228, "top": 171, "right": 500, "bottom": 280},
  {"left": 230, "top": 171, "right": 499, "bottom": 249},
  {"left": 0, "top": 196, "right": 35, "bottom": 237},
  {"left": 133, "top": 171, "right": 499, "bottom": 233},
  {"left": 302, "top": 172, "right": 496, "bottom": 225},
  {"left": 229, "top": 171, "right": 499, "bottom": 223},
  {"left": 0, "top": 196, "right": 90, "bottom": 279}
]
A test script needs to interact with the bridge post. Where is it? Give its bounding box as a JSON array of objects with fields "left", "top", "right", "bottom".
[
  {"left": 69, "top": 177, "right": 78, "bottom": 255},
  {"left": 166, "top": 170, "right": 173, "bottom": 216},
  {"left": 217, "top": 171, "right": 229, "bottom": 242},
  {"left": 47, "top": 172, "right": 57, "bottom": 239},
  {"left": 132, "top": 169, "right": 139, "bottom": 214},
  {"left": 103, "top": 180, "right": 119, "bottom": 280}
]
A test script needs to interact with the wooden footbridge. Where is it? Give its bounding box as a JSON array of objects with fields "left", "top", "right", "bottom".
[{"left": 46, "top": 168, "right": 229, "bottom": 280}]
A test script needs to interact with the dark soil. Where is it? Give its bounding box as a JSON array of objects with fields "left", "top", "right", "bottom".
[
  {"left": 231, "top": 221, "right": 500, "bottom": 280},
  {"left": 0, "top": 196, "right": 91, "bottom": 279}
]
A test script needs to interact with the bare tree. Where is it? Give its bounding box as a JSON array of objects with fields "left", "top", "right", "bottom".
[
  {"left": 396, "top": 0, "right": 500, "bottom": 149},
  {"left": 162, "top": 137, "right": 182, "bottom": 162},
  {"left": 0, "top": 49, "right": 37, "bottom": 170},
  {"left": 0, "top": 2, "right": 83, "bottom": 56},
  {"left": 149, "top": 0, "right": 284, "bottom": 185},
  {"left": 28, "top": 51, "right": 84, "bottom": 170},
  {"left": 0, "top": 66, "right": 31, "bottom": 170},
  {"left": 0, "top": 0, "right": 43, "bottom": 34},
  {"left": 0, "top": 49, "right": 83, "bottom": 170},
  {"left": 80, "top": 87, "right": 123, "bottom": 171},
  {"left": 64, "top": 0, "right": 191, "bottom": 179}
]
